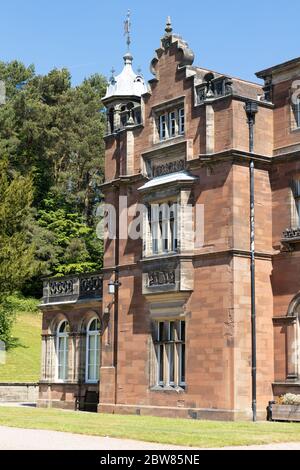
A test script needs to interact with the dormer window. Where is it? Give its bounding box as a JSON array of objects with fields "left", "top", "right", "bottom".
[{"left": 157, "top": 107, "right": 185, "bottom": 141}]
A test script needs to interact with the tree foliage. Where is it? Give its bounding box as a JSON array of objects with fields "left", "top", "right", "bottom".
[
  {"left": 0, "top": 60, "right": 106, "bottom": 327},
  {"left": 0, "top": 160, "right": 37, "bottom": 346}
]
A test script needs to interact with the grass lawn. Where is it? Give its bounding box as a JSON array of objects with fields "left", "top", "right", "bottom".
[
  {"left": 0, "top": 406, "right": 299, "bottom": 448},
  {"left": 0, "top": 310, "right": 42, "bottom": 383}
]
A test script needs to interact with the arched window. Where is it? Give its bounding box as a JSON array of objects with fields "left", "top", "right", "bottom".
[
  {"left": 56, "top": 320, "right": 69, "bottom": 381},
  {"left": 86, "top": 318, "right": 101, "bottom": 383},
  {"left": 286, "top": 296, "right": 300, "bottom": 381}
]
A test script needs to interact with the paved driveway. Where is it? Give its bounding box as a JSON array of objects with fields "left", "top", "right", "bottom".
[
  {"left": 0, "top": 426, "right": 190, "bottom": 450},
  {"left": 0, "top": 425, "right": 300, "bottom": 450}
]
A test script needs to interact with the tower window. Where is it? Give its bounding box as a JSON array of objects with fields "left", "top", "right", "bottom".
[{"left": 108, "top": 108, "right": 114, "bottom": 134}]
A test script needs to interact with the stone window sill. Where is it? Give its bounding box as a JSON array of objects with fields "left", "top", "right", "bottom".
[{"left": 150, "top": 385, "right": 186, "bottom": 393}]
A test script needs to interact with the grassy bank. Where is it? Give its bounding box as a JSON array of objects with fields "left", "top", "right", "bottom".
[
  {"left": 0, "top": 296, "right": 42, "bottom": 382},
  {"left": 0, "top": 406, "right": 299, "bottom": 448}
]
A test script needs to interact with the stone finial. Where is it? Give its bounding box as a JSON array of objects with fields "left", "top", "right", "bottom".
[
  {"left": 165, "top": 16, "right": 173, "bottom": 35},
  {"left": 109, "top": 67, "right": 116, "bottom": 85}
]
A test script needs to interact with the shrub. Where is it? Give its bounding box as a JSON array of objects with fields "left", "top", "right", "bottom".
[{"left": 281, "top": 393, "right": 300, "bottom": 406}]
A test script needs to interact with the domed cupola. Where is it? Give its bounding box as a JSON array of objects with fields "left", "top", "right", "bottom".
[
  {"left": 103, "top": 52, "right": 147, "bottom": 102},
  {"left": 103, "top": 12, "right": 148, "bottom": 135}
]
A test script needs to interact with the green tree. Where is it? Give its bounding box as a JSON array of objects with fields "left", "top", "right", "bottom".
[
  {"left": 0, "top": 160, "right": 37, "bottom": 347},
  {"left": 0, "top": 62, "right": 106, "bottom": 296}
]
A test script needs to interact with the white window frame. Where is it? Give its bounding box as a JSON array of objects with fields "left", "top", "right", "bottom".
[
  {"left": 56, "top": 320, "right": 69, "bottom": 382},
  {"left": 179, "top": 108, "right": 185, "bottom": 135},
  {"left": 159, "top": 114, "right": 167, "bottom": 140},
  {"left": 291, "top": 180, "right": 300, "bottom": 228},
  {"left": 85, "top": 318, "right": 100, "bottom": 384},
  {"left": 148, "top": 202, "right": 178, "bottom": 256},
  {"left": 158, "top": 107, "right": 185, "bottom": 141},
  {"left": 169, "top": 111, "right": 177, "bottom": 138}
]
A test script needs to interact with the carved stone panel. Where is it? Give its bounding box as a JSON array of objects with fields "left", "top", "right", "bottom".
[{"left": 142, "top": 257, "right": 193, "bottom": 295}]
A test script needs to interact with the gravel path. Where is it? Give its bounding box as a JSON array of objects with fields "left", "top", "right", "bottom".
[{"left": 0, "top": 425, "right": 300, "bottom": 450}]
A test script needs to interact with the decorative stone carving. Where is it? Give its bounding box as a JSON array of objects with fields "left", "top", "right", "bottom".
[
  {"left": 148, "top": 271, "right": 176, "bottom": 287},
  {"left": 49, "top": 279, "right": 74, "bottom": 296},
  {"left": 80, "top": 275, "right": 103, "bottom": 295},
  {"left": 178, "top": 44, "right": 195, "bottom": 68},
  {"left": 150, "top": 21, "right": 194, "bottom": 78},
  {"left": 283, "top": 228, "right": 300, "bottom": 240},
  {"left": 43, "top": 273, "right": 103, "bottom": 304},
  {"left": 262, "top": 76, "right": 273, "bottom": 102},
  {"left": 152, "top": 159, "right": 185, "bottom": 177},
  {"left": 196, "top": 75, "right": 233, "bottom": 104},
  {"left": 150, "top": 57, "right": 159, "bottom": 78}
]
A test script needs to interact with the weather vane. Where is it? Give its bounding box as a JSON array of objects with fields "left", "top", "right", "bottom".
[{"left": 124, "top": 10, "right": 131, "bottom": 51}]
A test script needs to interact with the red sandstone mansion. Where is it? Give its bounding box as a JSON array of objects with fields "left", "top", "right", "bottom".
[{"left": 38, "top": 20, "right": 300, "bottom": 420}]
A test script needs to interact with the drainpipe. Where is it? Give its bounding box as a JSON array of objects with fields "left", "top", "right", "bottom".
[{"left": 245, "top": 100, "right": 258, "bottom": 422}]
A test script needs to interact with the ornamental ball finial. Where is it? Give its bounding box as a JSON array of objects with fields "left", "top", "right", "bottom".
[{"left": 165, "top": 16, "right": 172, "bottom": 34}]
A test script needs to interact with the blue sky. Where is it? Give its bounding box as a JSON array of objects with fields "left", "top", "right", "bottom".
[{"left": 1, "top": 0, "right": 299, "bottom": 85}]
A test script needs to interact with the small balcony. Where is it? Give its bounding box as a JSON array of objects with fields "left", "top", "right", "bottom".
[{"left": 42, "top": 273, "right": 103, "bottom": 305}]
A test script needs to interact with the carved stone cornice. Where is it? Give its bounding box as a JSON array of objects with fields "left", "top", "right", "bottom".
[
  {"left": 186, "top": 149, "right": 272, "bottom": 170},
  {"left": 273, "top": 316, "right": 297, "bottom": 324},
  {"left": 100, "top": 173, "right": 146, "bottom": 191}
]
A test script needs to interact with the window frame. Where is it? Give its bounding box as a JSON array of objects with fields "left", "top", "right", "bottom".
[
  {"left": 153, "top": 320, "right": 186, "bottom": 389},
  {"left": 292, "top": 180, "right": 300, "bottom": 228},
  {"left": 56, "top": 320, "right": 69, "bottom": 382},
  {"left": 85, "top": 317, "right": 101, "bottom": 384},
  {"left": 157, "top": 107, "right": 185, "bottom": 142},
  {"left": 178, "top": 107, "right": 185, "bottom": 135},
  {"left": 147, "top": 201, "right": 178, "bottom": 257},
  {"left": 293, "top": 97, "right": 300, "bottom": 130}
]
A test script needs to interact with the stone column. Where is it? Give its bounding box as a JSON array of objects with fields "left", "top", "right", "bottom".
[
  {"left": 40, "top": 335, "right": 45, "bottom": 381},
  {"left": 126, "top": 130, "right": 135, "bottom": 176},
  {"left": 205, "top": 104, "right": 215, "bottom": 154},
  {"left": 178, "top": 189, "right": 194, "bottom": 254}
]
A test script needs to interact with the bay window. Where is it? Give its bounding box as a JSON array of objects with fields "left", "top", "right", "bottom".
[{"left": 147, "top": 202, "right": 178, "bottom": 255}]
